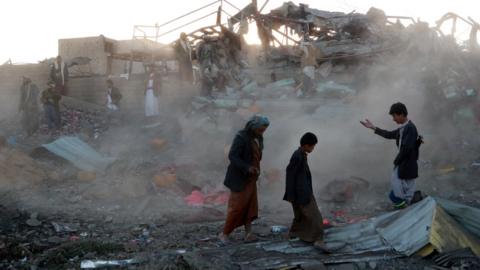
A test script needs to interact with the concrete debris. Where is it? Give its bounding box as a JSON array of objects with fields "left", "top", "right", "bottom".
[
  {"left": 26, "top": 213, "right": 42, "bottom": 227},
  {"left": 316, "top": 81, "right": 356, "bottom": 97},
  {"left": 36, "top": 96, "right": 109, "bottom": 139},
  {"left": 51, "top": 222, "right": 80, "bottom": 233},
  {"left": 196, "top": 27, "right": 248, "bottom": 96},
  {"left": 433, "top": 248, "right": 480, "bottom": 269}
]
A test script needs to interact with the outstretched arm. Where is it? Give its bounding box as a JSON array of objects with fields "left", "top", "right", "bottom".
[{"left": 361, "top": 119, "right": 398, "bottom": 140}]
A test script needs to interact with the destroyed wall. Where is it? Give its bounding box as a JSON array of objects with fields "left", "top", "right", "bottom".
[
  {"left": 0, "top": 63, "right": 50, "bottom": 121},
  {"left": 111, "top": 39, "right": 175, "bottom": 75},
  {"left": 59, "top": 36, "right": 114, "bottom": 76}
]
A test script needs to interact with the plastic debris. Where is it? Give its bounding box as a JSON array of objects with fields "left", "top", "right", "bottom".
[
  {"left": 80, "top": 259, "right": 140, "bottom": 269},
  {"left": 271, "top": 225, "right": 288, "bottom": 233}
]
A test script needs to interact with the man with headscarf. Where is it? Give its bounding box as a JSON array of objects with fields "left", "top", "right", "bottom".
[
  {"left": 219, "top": 115, "right": 270, "bottom": 243},
  {"left": 18, "top": 77, "right": 40, "bottom": 135},
  {"left": 50, "top": 55, "right": 69, "bottom": 96},
  {"left": 175, "top": 32, "right": 194, "bottom": 83}
]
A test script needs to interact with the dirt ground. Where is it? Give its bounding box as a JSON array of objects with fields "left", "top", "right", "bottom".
[{"left": 1, "top": 96, "right": 480, "bottom": 269}]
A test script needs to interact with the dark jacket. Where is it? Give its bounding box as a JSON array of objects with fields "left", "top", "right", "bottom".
[
  {"left": 374, "top": 121, "right": 420, "bottom": 180},
  {"left": 224, "top": 130, "right": 263, "bottom": 192},
  {"left": 283, "top": 148, "right": 313, "bottom": 206},
  {"left": 41, "top": 88, "right": 62, "bottom": 110},
  {"left": 109, "top": 87, "right": 122, "bottom": 106}
]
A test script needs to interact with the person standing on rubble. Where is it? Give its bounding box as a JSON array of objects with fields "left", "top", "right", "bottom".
[
  {"left": 144, "top": 66, "right": 161, "bottom": 118},
  {"left": 196, "top": 36, "right": 215, "bottom": 96},
  {"left": 18, "top": 77, "right": 40, "bottom": 135},
  {"left": 361, "top": 102, "right": 423, "bottom": 209},
  {"left": 50, "top": 55, "right": 69, "bottom": 96},
  {"left": 41, "top": 81, "right": 62, "bottom": 130},
  {"left": 105, "top": 79, "right": 122, "bottom": 111},
  {"left": 299, "top": 41, "right": 318, "bottom": 97},
  {"left": 219, "top": 115, "right": 270, "bottom": 244},
  {"left": 175, "top": 32, "right": 194, "bottom": 83},
  {"left": 283, "top": 132, "right": 330, "bottom": 252}
]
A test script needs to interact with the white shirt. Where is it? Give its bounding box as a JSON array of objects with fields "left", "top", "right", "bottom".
[{"left": 398, "top": 120, "right": 410, "bottom": 151}]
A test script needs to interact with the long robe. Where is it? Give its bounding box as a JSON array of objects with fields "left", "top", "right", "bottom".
[
  {"left": 284, "top": 148, "right": 324, "bottom": 243},
  {"left": 223, "top": 139, "right": 260, "bottom": 235},
  {"left": 289, "top": 196, "right": 324, "bottom": 242}
]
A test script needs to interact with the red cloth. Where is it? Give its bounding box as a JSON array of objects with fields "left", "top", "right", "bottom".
[
  {"left": 185, "top": 190, "right": 230, "bottom": 206},
  {"left": 185, "top": 190, "right": 205, "bottom": 206}
]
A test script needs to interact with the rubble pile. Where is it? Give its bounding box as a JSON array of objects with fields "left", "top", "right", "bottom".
[
  {"left": 37, "top": 102, "right": 109, "bottom": 139},
  {"left": 264, "top": 4, "right": 399, "bottom": 58},
  {"left": 198, "top": 2, "right": 480, "bottom": 141},
  {"left": 0, "top": 144, "right": 48, "bottom": 189},
  {"left": 195, "top": 27, "right": 249, "bottom": 93}
]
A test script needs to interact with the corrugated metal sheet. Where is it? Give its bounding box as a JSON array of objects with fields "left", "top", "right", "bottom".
[
  {"left": 42, "top": 136, "right": 115, "bottom": 171},
  {"left": 376, "top": 196, "right": 436, "bottom": 256},
  {"left": 429, "top": 205, "right": 480, "bottom": 256},
  {"left": 436, "top": 197, "right": 480, "bottom": 238},
  {"left": 325, "top": 197, "right": 480, "bottom": 257},
  {"left": 193, "top": 198, "right": 480, "bottom": 267},
  {"left": 324, "top": 211, "right": 397, "bottom": 255}
]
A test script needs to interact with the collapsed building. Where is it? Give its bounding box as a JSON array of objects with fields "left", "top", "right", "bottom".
[{"left": 1, "top": 1, "right": 480, "bottom": 269}]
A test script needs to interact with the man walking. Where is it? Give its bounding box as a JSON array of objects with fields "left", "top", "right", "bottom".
[{"left": 361, "top": 102, "right": 423, "bottom": 209}]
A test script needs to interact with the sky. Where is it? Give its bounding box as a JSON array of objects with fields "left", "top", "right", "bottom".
[{"left": 0, "top": 0, "right": 477, "bottom": 64}]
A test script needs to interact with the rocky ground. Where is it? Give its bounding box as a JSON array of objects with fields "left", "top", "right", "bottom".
[{"left": 1, "top": 95, "right": 480, "bottom": 269}]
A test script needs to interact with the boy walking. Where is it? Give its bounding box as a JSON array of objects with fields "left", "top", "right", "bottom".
[
  {"left": 361, "top": 102, "right": 422, "bottom": 209},
  {"left": 283, "top": 132, "right": 329, "bottom": 252}
]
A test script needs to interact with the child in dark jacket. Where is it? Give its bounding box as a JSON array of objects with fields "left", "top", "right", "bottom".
[{"left": 283, "top": 132, "right": 329, "bottom": 252}]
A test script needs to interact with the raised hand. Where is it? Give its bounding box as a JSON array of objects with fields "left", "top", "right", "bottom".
[{"left": 360, "top": 119, "right": 376, "bottom": 130}]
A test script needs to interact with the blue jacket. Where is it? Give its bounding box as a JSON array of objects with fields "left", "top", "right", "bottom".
[
  {"left": 283, "top": 148, "right": 313, "bottom": 206},
  {"left": 224, "top": 130, "right": 263, "bottom": 192},
  {"left": 375, "top": 121, "right": 420, "bottom": 180}
]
